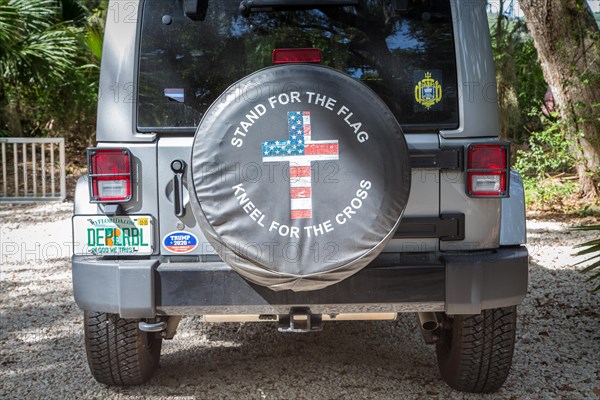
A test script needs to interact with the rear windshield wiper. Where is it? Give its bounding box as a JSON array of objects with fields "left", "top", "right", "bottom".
[{"left": 239, "top": 0, "right": 358, "bottom": 16}]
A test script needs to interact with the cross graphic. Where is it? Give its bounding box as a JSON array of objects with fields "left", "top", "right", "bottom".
[{"left": 262, "top": 111, "right": 339, "bottom": 219}]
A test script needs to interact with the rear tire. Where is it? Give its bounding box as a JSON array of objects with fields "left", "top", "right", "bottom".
[
  {"left": 435, "top": 306, "right": 517, "bottom": 393},
  {"left": 84, "top": 311, "right": 162, "bottom": 386}
]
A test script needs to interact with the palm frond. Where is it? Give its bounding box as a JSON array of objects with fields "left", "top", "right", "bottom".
[
  {"left": 83, "top": 23, "right": 103, "bottom": 61},
  {"left": 572, "top": 225, "right": 600, "bottom": 231},
  {"left": 0, "top": 3, "right": 19, "bottom": 46},
  {"left": 9, "top": 0, "right": 57, "bottom": 32},
  {"left": 572, "top": 224, "right": 600, "bottom": 292},
  {"left": 21, "top": 28, "right": 79, "bottom": 80},
  {"left": 0, "top": 0, "right": 80, "bottom": 84}
]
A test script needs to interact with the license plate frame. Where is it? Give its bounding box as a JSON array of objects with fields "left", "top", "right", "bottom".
[{"left": 73, "top": 215, "right": 154, "bottom": 256}]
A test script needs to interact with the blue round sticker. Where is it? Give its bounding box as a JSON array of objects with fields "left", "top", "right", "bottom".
[{"left": 163, "top": 231, "right": 198, "bottom": 253}]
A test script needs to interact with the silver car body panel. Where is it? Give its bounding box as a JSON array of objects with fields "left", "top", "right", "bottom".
[
  {"left": 442, "top": 0, "right": 501, "bottom": 139},
  {"left": 156, "top": 137, "right": 215, "bottom": 255},
  {"left": 500, "top": 170, "right": 527, "bottom": 246},
  {"left": 74, "top": 142, "right": 161, "bottom": 256},
  {"left": 153, "top": 134, "right": 440, "bottom": 255},
  {"left": 96, "top": 0, "right": 149, "bottom": 143},
  {"left": 385, "top": 134, "right": 439, "bottom": 253},
  {"left": 439, "top": 137, "right": 503, "bottom": 251}
]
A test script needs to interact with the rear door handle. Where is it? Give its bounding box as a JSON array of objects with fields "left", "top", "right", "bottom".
[{"left": 170, "top": 160, "right": 186, "bottom": 218}]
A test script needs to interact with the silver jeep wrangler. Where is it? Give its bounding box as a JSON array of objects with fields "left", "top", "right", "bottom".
[{"left": 72, "top": 0, "right": 528, "bottom": 393}]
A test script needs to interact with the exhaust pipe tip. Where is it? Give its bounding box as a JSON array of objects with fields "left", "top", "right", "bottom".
[
  {"left": 417, "top": 312, "right": 440, "bottom": 344},
  {"left": 418, "top": 312, "right": 439, "bottom": 331},
  {"left": 421, "top": 320, "right": 439, "bottom": 331}
]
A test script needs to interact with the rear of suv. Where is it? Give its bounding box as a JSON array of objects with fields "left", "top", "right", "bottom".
[{"left": 72, "top": 0, "right": 528, "bottom": 393}]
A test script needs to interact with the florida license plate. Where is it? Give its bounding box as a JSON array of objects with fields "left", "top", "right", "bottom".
[{"left": 73, "top": 215, "right": 154, "bottom": 256}]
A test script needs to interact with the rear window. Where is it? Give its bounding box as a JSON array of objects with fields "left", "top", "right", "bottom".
[{"left": 137, "top": 0, "right": 458, "bottom": 133}]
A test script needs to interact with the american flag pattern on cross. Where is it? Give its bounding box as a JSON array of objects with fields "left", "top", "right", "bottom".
[{"left": 262, "top": 111, "right": 339, "bottom": 219}]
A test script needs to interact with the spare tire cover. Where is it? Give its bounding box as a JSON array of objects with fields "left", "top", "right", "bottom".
[{"left": 189, "top": 65, "right": 410, "bottom": 292}]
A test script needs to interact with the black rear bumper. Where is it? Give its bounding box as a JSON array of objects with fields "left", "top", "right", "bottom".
[{"left": 72, "top": 246, "right": 528, "bottom": 318}]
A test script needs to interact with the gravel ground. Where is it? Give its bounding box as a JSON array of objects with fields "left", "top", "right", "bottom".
[{"left": 1, "top": 202, "right": 599, "bottom": 399}]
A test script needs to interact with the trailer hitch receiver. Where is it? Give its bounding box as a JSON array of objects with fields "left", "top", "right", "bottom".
[{"left": 278, "top": 307, "right": 323, "bottom": 333}]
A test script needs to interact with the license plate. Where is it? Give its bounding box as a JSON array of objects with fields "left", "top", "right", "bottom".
[{"left": 73, "top": 215, "right": 154, "bottom": 256}]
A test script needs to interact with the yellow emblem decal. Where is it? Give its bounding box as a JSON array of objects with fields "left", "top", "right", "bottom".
[{"left": 415, "top": 72, "right": 442, "bottom": 110}]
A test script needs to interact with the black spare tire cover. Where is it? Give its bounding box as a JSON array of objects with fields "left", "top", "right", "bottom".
[{"left": 189, "top": 65, "right": 410, "bottom": 292}]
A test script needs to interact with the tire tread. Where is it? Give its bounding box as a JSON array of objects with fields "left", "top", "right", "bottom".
[
  {"left": 436, "top": 306, "right": 517, "bottom": 393},
  {"left": 84, "top": 311, "right": 161, "bottom": 386}
]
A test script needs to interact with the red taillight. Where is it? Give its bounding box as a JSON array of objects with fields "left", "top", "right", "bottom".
[
  {"left": 88, "top": 149, "right": 132, "bottom": 203},
  {"left": 466, "top": 144, "right": 509, "bottom": 197},
  {"left": 272, "top": 48, "right": 321, "bottom": 64}
]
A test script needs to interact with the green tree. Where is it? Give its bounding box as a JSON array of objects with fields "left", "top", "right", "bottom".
[
  {"left": 520, "top": 0, "right": 600, "bottom": 199},
  {"left": 0, "top": 0, "right": 105, "bottom": 159},
  {"left": 0, "top": 0, "right": 80, "bottom": 136},
  {"left": 489, "top": 0, "right": 547, "bottom": 141}
]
